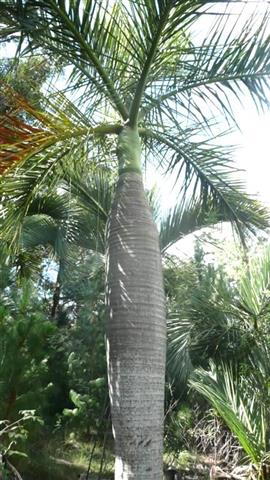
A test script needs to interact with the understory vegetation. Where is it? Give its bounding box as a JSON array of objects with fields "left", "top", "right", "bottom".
[{"left": 1, "top": 230, "right": 270, "bottom": 479}]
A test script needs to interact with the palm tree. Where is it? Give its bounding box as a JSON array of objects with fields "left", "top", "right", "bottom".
[
  {"left": 1, "top": 2, "right": 270, "bottom": 478},
  {"left": 166, "top": 245, "right": 243, "bottom": 389},
  {"left": 167, "top": 243, "right": 270, "bottom": 385},
  {"left": 20, "top": 170, "right": 113, "bottom": 318}
]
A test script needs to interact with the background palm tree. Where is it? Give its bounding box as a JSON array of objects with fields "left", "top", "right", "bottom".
[{"left": 1, "top": 1, "right": 270, "bottom": 478}]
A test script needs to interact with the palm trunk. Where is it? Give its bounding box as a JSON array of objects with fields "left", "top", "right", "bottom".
[
  {"left": 51, "top": 267, "right": 61, "bottom": 320},
  {"left": 106, "top": 168, "right": 166, "bottom": 479}
]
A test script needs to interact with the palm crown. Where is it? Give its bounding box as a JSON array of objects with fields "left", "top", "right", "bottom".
[{"left": 0, "top": 0, "right": 270, "bottom": 237}]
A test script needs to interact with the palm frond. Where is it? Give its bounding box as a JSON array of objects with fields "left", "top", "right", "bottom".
[
  {"left": 166, "top": 256, "right": 258, "bottom": 390},
  {"left": 145, "top": 128, "right": 269, "bottom": 239},
  {"left": 167, "top": 315, "right": 194, "bottom": 389},
  {"left": 61, "top": 166, "right": 115, "bottom": 252},
  {"left": 14, "top": 248, "right": 44, "bottom": 280},
  {"left": 1, "top": 1, "right": 270, "bottom": 128},
  {"left": 62, "top": 167, "right": 114, "bottom": 224},
  {"left": 0, "top": 0, "right": 134, "bottom": 118},
  {"left": 0, "top": 90, "right": 120, "bottom": 242},
  {"left": 143, "top": 4, "right": 270, "bottom": 128},
  {"left": 0, "top": 147, "right": 67, "bottom": 243},
  {"left": 167, "top": 296, "right": 243, "bottom": 387},
  {"left": 190, "top": 363, "right": 266, "bottom": 464},
  {"left": 21, "top": 191, "right": 84, "bottom": 255},
  {"left": 27, "top": 190, "right": 77, "bottom": 221},
  {"left": 160, "top": 197, "right": 236, "bottom": 253},
  {"left": 128, "top": 0, "right": 221, "bottom": 126},
  {"left": 22, "top": 215, "right": 58, "bottom": 249},
  {"left": 21, "top": 189, "right": 106, "bottom": 260},
  {"left": 146, "top": 186, "right": 161, "bottom": 222},
  {"left": 239, "top": 246, "right": 270, "bottom": 319},
  {"left": 0, "top": 87, "right": 109, "bottom": 173}
]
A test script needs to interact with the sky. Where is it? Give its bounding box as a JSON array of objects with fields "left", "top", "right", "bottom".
[{"left": 235, "top": 106, "right": 270, "bottom": 206}]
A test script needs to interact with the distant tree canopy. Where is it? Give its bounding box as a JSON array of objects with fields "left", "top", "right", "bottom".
[{"left": 0, "top": 55, "right": 58, "bottom": 113}]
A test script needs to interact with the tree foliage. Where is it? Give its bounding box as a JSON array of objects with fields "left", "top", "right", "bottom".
[{"left": 0, "top": 0, "right": 270, "bottom": 241}]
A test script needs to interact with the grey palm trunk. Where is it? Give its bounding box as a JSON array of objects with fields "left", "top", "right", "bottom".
[{"left": 106, "top": 128, "right": 166, "bottom": 479}]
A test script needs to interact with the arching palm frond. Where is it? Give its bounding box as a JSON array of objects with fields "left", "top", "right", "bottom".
[
  {"left": 135, "top": 2, "right": 270, "bottom": 123},
  {"left": 21, "top": 188, "right": 107, "bottom": 257},
  {"left": 166, "top": 288, "right": 246, "bottom": 389},
  {"left": 146, "top": 128, "right": 270, "bottom": 239},
  {"left": 0, "top": 0, "right": 133, "bottom": 118},
  {"left": 62, "top": 167, "right": 115, "bottom": 223},
  {"left": 60, "top": 166, "right": 116, "bottom": 253},
  {"left": 21, "top": 194, "right": 83, "bottom": 258},
  {"left": 0, "top": 90, "right": 120, "bottom": 242},
  {"left": 159, "top": 194, "right": 265, "bottom": 254},
  {"left": 1, "top": 1, "right": 270, "bottom": 122},
  {"left": 0, "top": 1, "right": 212, "bottom": 120},
  {"left": 22, "top": 215, "right": 59, "bottom": 250},
  {"left": 167, "top": 316, "right": 194, "bottom": 389},
  {"left": 190, "top": 362, "right": 267, "bottom": 466}
]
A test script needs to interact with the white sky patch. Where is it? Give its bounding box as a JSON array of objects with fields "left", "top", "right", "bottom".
[
  {"left": 236, "top": 107, "right": 270, "bottom": 206},
  {"left": 0, "top": 42, "right": 18, "bottom": 58}
]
